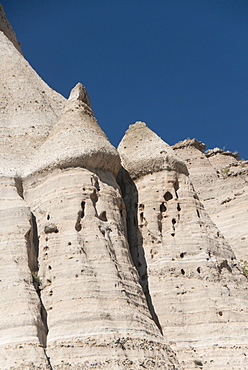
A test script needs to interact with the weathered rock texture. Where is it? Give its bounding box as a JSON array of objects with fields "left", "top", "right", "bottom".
[
  {"left": 118, "top": 122, "right": 248, "bottom": 369},
  {"left": 2, "top": 4, "right": 248, "bottom": 370},
  {"left": 0, "top": 8, "right": 179, "bottom": 368},
  {"left": 0, "top": 4, "right": 65, "bottom": 178},
  {"left": 22, "top": 89, "right": 178, "bottom": 369},
  {"left": 173, "top": 139, "right": 248, "bottom": 263},
  {"left": 0, "top": 176, "right": 51, "bottom": 369}
]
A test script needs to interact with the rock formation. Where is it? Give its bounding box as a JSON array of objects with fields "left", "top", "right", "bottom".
[
  {"left": 0, "top": 6, "right": 179, "bottom": 369},
  {"left": 118, "top": 122, "right": 248, "bottom": 369},
  {"left": 173, "top": 139, "right": 248, "bottom": 263},
  {"left": 0, "top": 4, "right": 65, "bottom": 178},
  {"left": 1, "top": 4, "right": 248, "bottom": 370}
]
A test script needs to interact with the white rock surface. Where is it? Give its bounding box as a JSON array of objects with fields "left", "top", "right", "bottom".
[
  {"left": 25, "top": 83, "right": 120, "bottom": 178},
  {"left": 2, "top": 4, "right": 248, "bottom": 369},
  {"left": 0, "top": 177, "right": 51, "bottom": 369},
  {"left": 118, "top": 122, "right": 248, "bottom": 369},
  {"left": 0, "top": 7, "right": 65, "bottom": 177},
  {"left": 21, "top": 91, "right": 178, "bottom": 369},
  {"left": 23, "top": 167, "right": 178, "bottom": 369},
  {"left": 173, "top": 139, "right": 248, "bottom": 262}
]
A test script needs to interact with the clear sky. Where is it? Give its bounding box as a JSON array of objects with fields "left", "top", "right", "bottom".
[{"left": 2, "top": 0, "right": 248, "bottom": 159}]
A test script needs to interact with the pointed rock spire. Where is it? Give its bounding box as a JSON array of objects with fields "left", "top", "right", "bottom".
[
  {"left": 118, "top": 121, "right": 188, "bottom": 179},
  {"left": 68, "top": 82, "right": 91, "bottom": 106},
  {"left": 0, "top": 5, "right": 65, "bottom": 177},
  {"left": 27, "top": 83, "right": 121, "bottom": 177}
]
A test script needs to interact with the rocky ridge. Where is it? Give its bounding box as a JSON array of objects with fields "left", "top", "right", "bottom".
[
  {"left": 1, "top": 5, "right": 248, "bottom": 370},
  {"left": 173, "top": 139, "right": 248, "bottom": 263}
]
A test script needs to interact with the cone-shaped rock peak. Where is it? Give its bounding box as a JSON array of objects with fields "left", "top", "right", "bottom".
[
  {"left": 26, "top": 83, "right": 121, "bottom": 177},
  {"left": 118, "top": 121, "right": 188, "bottom": 179},
  {"left": 0, "top": 6, "right": 65, "bottom": 177},
  {"left": 68, "top": 81, "right": 91, "bottom": 106}
]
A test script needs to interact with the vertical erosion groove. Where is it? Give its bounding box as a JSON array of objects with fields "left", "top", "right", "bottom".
[
  {"left": 25, "top": 212, "right": 50, "bottom": 360},
  {"left": 117, "top": 167, "right": 163, "bottom": 335},
  {"left": 75, "top": 201, "right": 85, "bottom": 231}
]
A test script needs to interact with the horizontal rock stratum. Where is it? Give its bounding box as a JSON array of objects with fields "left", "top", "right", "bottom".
[{"left": 1, "top": 5, "right": 248, "bottom": 370}]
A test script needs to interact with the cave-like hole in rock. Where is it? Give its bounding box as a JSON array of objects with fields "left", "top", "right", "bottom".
[
  {"left": 174, "top": 179, "right": 179, "bottom": 192},
  {"left": 75, "top": 201, "right": 85, "bottom": 231},
  {"left": 94, "top": 178, "right": 100, "bottom": 191},
  {"left": 90, "top": 189, "right": 98, "bottom": 204},
  {"left": 164, "top": 191, "right": 173, "bottom": 201},
  {"left": 140, "top": 212, "right": 144, "bottom": 222},
  {"left": 80, "top": 201, "right": 85, "bottom": 218},
  {"left": 99, "top": 211, "right": 108, "bottom": 222},
  {"left": 197, "top": 267, "right": 201, "bottom": 273},
  {"left": 177, "top": 203, "right": 181, "bottom": 212},
  {"left": 196, "top": 209, "right": 200, "bottom": 218},
  {"left": 181, "top": 269, "right": 185, "bottom": 275},
  {"left": 180, "top": 252, "right": 186, "bottom": 258},
  {"left": 101, "top": 229, "right": 105, "bottom": 236},
  {"left": 75, "top": 223, "right": 82, "bottom": 232},
  {"left": 47, "top": 214, "right": 50, "bottom": 220},
  {"left": 160, "top": 202, "right": 166, "bottom": 213},
  {"left": 172, "top": 218, "right": 176, "bottom": 225},
  {"left": 158, "top": 222, "right": 162, "bottom": 233}
]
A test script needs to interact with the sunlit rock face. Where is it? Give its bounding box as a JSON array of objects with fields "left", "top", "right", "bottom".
[
  {"left": 0, "top": 7, "right": 61, "bottom": 368},
  {"left": 0, "top": 5, "right": 65, "bottom": 178},
  {"left": 118, "top": 122, "right": 248, "bottom": 369},
  {"left": 23, "top": 167, "right": 178, "bottom": 369},
  {"left": 0, "top": 5, "right": 179, "bottom": 368},
  {"left": 0, "top": 177, "right": 51, "bottom": 370},
  {"left": 21, "top": 93, "right": 178, "bottom": 369},
  {"left": 2, "top": 3, "right": 248, "bottom": 369},
  {"left": 173, "top": 139, "right": 248, "bottom": 262}
]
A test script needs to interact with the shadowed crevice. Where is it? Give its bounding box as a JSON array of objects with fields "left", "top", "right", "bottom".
[
  {"left": 117, "top": 166, "right": 163, "bottom": 335},
  {"left": 25, "top": 212, "right": 50, "bottom": 350}
]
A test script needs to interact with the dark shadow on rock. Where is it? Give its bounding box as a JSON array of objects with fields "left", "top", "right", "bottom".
[{"left": 117, "top": 166, "right": 163, "bottom": 335}]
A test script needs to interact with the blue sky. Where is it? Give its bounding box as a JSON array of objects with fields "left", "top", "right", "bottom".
[{"left": 2, "top": 0, "right": 248, "bottom": 159}]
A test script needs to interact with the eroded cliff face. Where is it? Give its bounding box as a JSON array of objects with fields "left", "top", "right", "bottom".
[
  {"left": 0, "top": 5, "right": 65, "bottom": 178},
  {"left": 0, "top": 8, "right": 179, "bottom": 366},
  {"left": 173, "top": 139, "right": 248, "bottom": 263},
  {"left": 23, "top": 167, "right": 178, "bottom": 369},
  {"left": 118, "top": 122, "right": 248, "bottom": 369},
  {"left": 2, "top": 4, "right": 248, "bottom": 370},
  {"left": 0, "top": 177, "right": 51, "bottom": 369},
  {"left": 20, "top": 87, "right": 178, "bottom": 369}
]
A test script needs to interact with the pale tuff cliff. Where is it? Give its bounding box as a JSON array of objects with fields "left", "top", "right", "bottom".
[
  {"left": 0, "top": 5, "right": 65, "bottom": 178},
  {"left": 0, "top": 6, "right": 178, "bottom": 369},
  {"left": 1, "top": 5, "right": 248, "bottom": 370},
  {"left": 118, "top": 123, "right": 248, "bottom": 369},
  {"left": 173, "top": 139, "right": 248, "bottom": 263}
]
